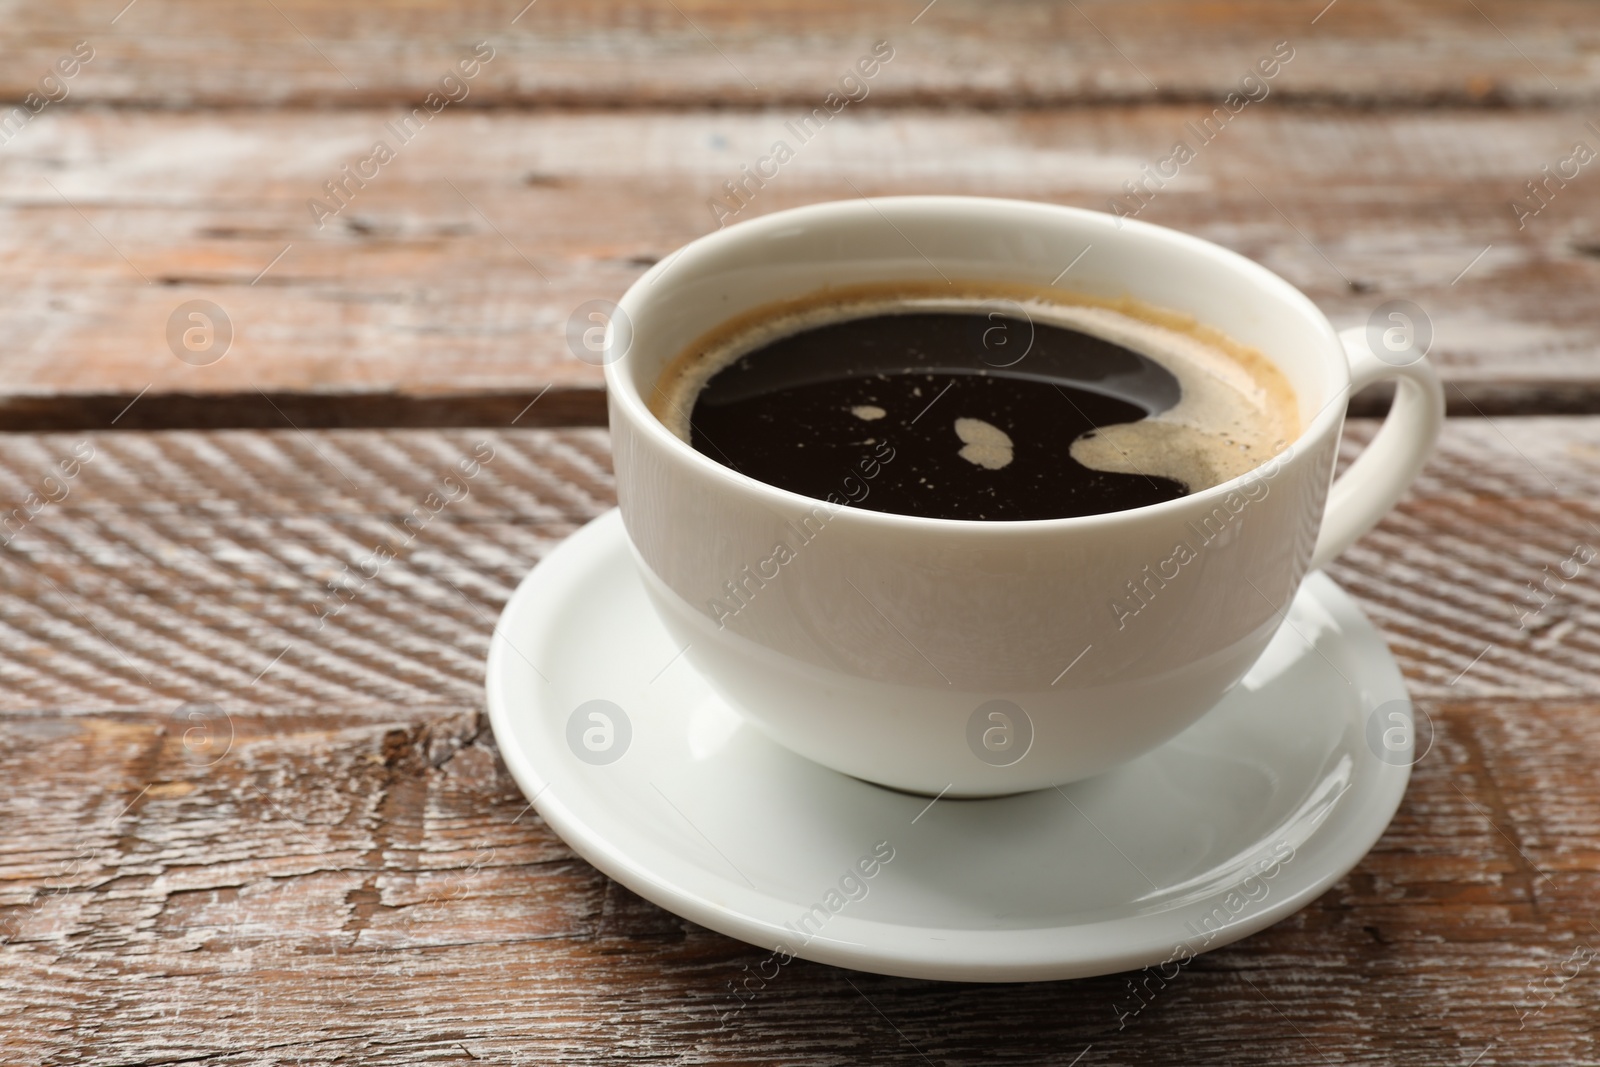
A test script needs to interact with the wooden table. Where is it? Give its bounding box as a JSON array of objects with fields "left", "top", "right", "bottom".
[{"left": 3, "top": 2, "right": 1598, "bottom": 1063}]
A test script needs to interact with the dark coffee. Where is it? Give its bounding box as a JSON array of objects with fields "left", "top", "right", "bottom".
[
  {"left": 655, "top": 295, "right": 1299, "bottom": 522},
  {"left": 686, "top": 311, "right": 1187, "bottom": 521}
]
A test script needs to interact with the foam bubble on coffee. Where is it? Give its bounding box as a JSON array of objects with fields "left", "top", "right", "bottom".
[
  {"left": 954, "top": 417, "right": 1014, "bottom": 470},
  {"left": 1031, "top": 303, "right": 1297, "bottom": 491},
  {"left": 652, "top": 288, "right": 1298, "bottom": 497}
]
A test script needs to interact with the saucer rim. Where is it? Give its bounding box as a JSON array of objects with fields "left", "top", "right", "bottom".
[{"left": 486, "top": 509, "right": 1411, "bottom": 982}]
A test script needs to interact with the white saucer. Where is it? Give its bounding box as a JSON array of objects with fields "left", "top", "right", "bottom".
[{"left": 486, "top": 510, "right": 1414, "bottom": 982}]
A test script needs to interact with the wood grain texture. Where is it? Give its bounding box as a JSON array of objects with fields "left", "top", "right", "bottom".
[
  {"left": 2, "top": 422, "right": 1599, "bottom": 1064},
  {"left": 2, "top": 420, "right": 1599, "bottom": 710},
  {"left": 6, "top": 2, "right": 1598, "bottom": 1061},
  {"left": 2, "top": 698, "right": 1598, "bottom": 1065},
  {"left": 1332, "top": 418, "right": 1600, "bottom": 700},
  {"left": 2, "top": 0, "right": 1597, "bottom": 108},
  {"left": 3, "top": 106, "right": 1600, "bottom": 424}
]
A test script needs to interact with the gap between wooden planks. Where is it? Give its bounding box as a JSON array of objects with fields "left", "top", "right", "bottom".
[{"left": 7, "top": 382, "right": 1600, "bottom": 433}]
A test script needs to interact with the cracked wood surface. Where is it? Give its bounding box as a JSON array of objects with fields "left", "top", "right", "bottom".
[{"left": 1, "top": 422, "right": 1598, "bottom": 1065}]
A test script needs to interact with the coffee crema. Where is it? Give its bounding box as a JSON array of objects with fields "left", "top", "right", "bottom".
[{"left": 650, "top": 284, "right": 1299, "bottom": 522}]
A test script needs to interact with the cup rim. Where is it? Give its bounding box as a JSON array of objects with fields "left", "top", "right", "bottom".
[{"left": 605, "top": 195, "right": 1349, "bottom": 534}]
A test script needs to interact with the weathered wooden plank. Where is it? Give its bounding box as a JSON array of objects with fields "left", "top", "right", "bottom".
[
  {"left": 0, "top": 429, "right": 613, "bottom": 712},
  {"left": 1332, "top": 418, "right": 1600, "bottom": 700},
  {"left": 2, "top": 699, "right": 1597, "bottom": 1065},
  {"left": 2, "top": 107, "right": 1599, "bottom": 424},
  {"left": 1, "top": 420, "right": 1599, "bottom": 712},
  {"left": 2, "top": 0, "right": 1598, "bottom": 108}
]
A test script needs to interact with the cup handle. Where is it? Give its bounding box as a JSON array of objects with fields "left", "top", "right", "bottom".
[{"left": 1309, "top": 327, "right": 1446, "bottom": 570}]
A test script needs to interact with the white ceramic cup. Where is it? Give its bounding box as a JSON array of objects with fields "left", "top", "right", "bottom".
[{"left": 604, "top": 196, "right": 1443, "bottom": 797}]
